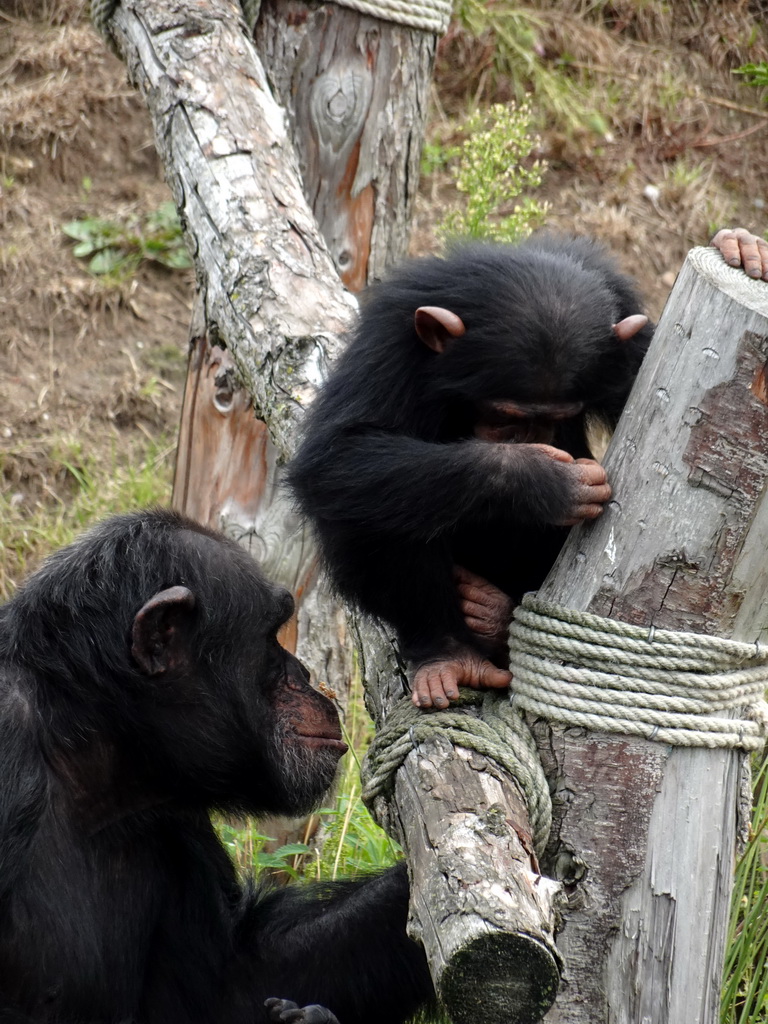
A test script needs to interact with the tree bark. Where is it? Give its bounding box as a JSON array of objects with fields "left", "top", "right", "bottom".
[
  {"left": 172, "top": 0, "right": 435, "bottom": 706},
  {"left": 108, "top": 1, "right": 563, "bottom": 1015},
  {"left": 255, "top": 0, "right": 434, "bottom": 290},
  {"left": 110, "top": 0, "right": 356, "bottom": 707},
  {"left": 360, "top": 621, "right": 564, "bottom": 1024},
  {"left": 533, "top": 246, "right": 768, "bottom": 1023}
]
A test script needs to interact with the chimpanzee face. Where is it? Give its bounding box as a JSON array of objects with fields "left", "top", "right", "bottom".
[{"left": 130, "top": 530, "right": 347, "bottom": 818}]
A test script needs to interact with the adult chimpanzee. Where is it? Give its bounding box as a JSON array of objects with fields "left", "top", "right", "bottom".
[
  {"left": 0, "top": 509, "right": 433, "bottom": 1024},
  {"left": 289, "top": 227, "right": 768, "bottom": 710}
]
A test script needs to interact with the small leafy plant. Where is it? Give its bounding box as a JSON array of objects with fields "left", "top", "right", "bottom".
[
  {"left": 216, "top": 821, "right": 312, "bottom": 882},
  {"left": 440, "top": 101, "right": 548, "bottom": 243},
  {"left": 63, "top": 200, "right": 192, "bottom": 281},
  {"left": 732, "top": 62, "right": 768, "bottom": 90}
]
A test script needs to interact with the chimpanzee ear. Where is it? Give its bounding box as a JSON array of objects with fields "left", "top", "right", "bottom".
[
  {"left": 414, "top": 306, "right": 466, "bottom": 354},
  {"left": 131, "top": 586, "right": 196, "bottom": 677},
  {"left": 612, "top": 314, "right": 649, "bottom": 342}
]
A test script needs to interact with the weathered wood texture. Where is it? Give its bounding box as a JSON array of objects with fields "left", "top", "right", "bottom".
[
  {"left": 255, "top": 0, "right": 434, "bottom": 290},
  {"left": 535, "top": 247, "right": 768, "bottom": 1023},
  {"left": 172, "top": 0, "right": 434, "bottom": 702},
  {"left": 110, "top": 1, "right": 561, "bottom": 1013},
  {"left": 110, "top": 0, "right": 357, "bottom": 694},
  {"left": 360, "top": 622, "right": 564, "bottom": 1024}
]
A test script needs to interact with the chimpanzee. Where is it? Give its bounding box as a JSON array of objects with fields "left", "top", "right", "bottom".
[
  {"left": 289, "top": 227, "right": 768, "bottom": 710},
  {"left": 0, "top": 509, "right": 433, "bottom": 1024}
]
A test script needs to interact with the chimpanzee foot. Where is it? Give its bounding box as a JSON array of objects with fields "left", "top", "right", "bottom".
[
  {"left": 411, "top": 650, "right": 512, "bottom": 709},
  {"left": 454, "top": 565, "right": 514, "bottom": 656},
  {"left": 265, "top": 998, "right": 341, "bottom": 1024}
]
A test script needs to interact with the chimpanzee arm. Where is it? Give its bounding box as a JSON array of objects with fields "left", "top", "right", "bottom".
[
  {"left": 232, "top": 864, "right": 434, "bottom": 1024},
  {"left": 291, "top": 429, "right": 606, "bottom": 540}
]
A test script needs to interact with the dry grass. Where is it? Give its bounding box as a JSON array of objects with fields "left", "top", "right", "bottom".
[{"left": 427, "top": 0, "right": 768, "bottom": 314}]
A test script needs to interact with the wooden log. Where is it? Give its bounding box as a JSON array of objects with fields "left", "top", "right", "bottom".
[
  {"left": 110, "top": 0, "right": 357, "bottom": 694},
  {"left": 107, "top": 2, "right": 563, "bottom": 1013},
  {"left": 172, "top": 0, "right": 434, "bottom": 700},
  {"left": 255, "top": 0, "right": 434, "bottom": 289},
  {"left": 360, "top": 621, "right": 564, "bottom": 1024},
  {"left": 531, "top": 246, "right": 768, "bottom": 1023}
]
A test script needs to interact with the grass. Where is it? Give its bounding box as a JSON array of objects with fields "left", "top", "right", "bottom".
[
  {"left": 0, "top": 435, "right": 175, "bottom": 599},
  {"left": 722, "top": 753, "right": 768, "bottom": 1024},
  {"left": 220, "top": 667, "right": 401, "bottom": 887}
]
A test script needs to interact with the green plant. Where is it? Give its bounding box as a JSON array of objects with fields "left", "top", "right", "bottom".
[
  {"left": 63, "top": 200, "right": 192, "bottom": 282},
  {"left": 733, "top": 62, "right": 768, "bottom": 90},
  {"left": 216, "top": 821, "right": 312, "bottom": 881},
  {"left": 722, "top": 752, "right": 768, "bottom": 1023},
  {"left": 420, "top": 139, "right": 462, "bottom": 178},
  {"left": 309, "top": 677, "right": 401, "bottom": 881},
  {"left": 440, "top": 101, "right": 549, "bottom": 243},
  {"left": 452, "top": 0, "right": 588, "bottom": 127}
]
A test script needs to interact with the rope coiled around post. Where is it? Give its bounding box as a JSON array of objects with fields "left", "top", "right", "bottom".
[
  {"left": 361, "top": 690, "right": 552, "bottom": 855},
  {"left": 92, "top": 0, "right": 452, "bottom": 43},
  {"left": 329, "top": 0, "right": 452, "bottom": 34},
  {"left": 508, "top": 595, "right": 768, "bottom": 751}
]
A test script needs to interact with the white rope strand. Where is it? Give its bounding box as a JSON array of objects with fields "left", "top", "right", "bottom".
[
  {"left": 330, "top": 0, "right": 453, "bottom": 33},
  {"left": 508, "top": 596, "right": 768, "bottom": 751}
]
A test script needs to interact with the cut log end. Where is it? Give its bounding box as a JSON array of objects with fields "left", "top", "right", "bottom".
[
  {"left": 688, "top": 246, "right": 768, "bottom": 317},
  {"left": 440, "top": 931, "right": 561, "bottom": 1024}
]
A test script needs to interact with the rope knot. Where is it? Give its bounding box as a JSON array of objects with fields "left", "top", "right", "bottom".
[{"left": 361, "top": 691, "right": 552, "bottom": 854}]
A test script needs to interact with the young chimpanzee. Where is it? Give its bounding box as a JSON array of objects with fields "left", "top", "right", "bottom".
[
  {"left": 0, "top": 510, "right": 433, "bottom": 1024},
  {"left": 289, "top": 228, "right": 768, "bottom": 710}
]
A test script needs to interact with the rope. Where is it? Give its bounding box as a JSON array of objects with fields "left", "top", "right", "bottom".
[
  {"left": 329, "top": 0, "right": 453, "bottom": 34},
  {"left": 508, "top": 595, "right": 768, "bottom": 751},
  {"left": 91, "top": 0, "right": 451, "bottom": 43},
  {"left": 361, "top": 690, "right": 552, "bottom": 854}
]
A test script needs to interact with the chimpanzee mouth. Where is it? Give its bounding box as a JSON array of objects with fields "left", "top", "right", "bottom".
[{"left": 293, "top": 728, "right": 348, "bottom": 754}]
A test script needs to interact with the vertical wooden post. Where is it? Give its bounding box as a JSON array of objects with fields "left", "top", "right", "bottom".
[
  {"left": 172, "top": 0, "right": 437, "bottom": 702},
  {"left": 533, "top": 247, "right": 768, "bottom": 1022}
]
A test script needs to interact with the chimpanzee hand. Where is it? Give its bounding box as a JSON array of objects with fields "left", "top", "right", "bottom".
[
  {"left": 454, "top": 565, "right": 513, "bottom": 656},
  {"left": 265, "top": 998, "right": 341, "bottom": 1024},
  {"left": 531, "top": 444, "right": 612, "bottom": 524},
  {"left": 711, "top": 228, "right": 768, "bottom": 281},
  {"left": 411, "top": 647, "right": 512, "bottom": 709}
]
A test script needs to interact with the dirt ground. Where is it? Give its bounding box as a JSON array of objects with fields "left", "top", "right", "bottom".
[{"left": 1, "top": 0, "right": 767, "bottom": 536}]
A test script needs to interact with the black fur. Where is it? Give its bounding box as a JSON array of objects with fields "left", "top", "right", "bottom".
[
  {"left": 289, "top": 235, "right": 653, "bottom": 665},
  {"left": 0, "top": 509, "right": 432, "bottom": 1023}
]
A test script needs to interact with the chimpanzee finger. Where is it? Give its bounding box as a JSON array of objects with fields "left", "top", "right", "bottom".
[
  {"left": 573, "top": 459, "right": 608, "bottom": 485},
  {"left": 573, "top": 503, "right": 607, "bottom": 520},
  {"left": 459, "top": 586, "right": 494, "bottom": 611},
  {"left": 266, "top": 999, "right": 303, "bottom": 1023},
  {"left": 454, "top": 565, "right": 497, "bottom": 594},
  {"left": 460, "top": 595, "right": 487, "bottom": 617},
  {"left": 746, "top": 236, "right": 768, "bottom": 281},
  {"left": 711, "top": 228, "right": 768, "bottom": 280},
  {"left": 412, "top": 666, "right": 453, "bottom": 708},
  {"left": 295, "top": 1007, "right": 341, "bottom": 1024},
  {"left": 476, "top": 663, "right": 513, "bottom": 689},
  {"left": 575, "top": 480, "right": 612, "bottom": 504},
  {"left": 464, "top": 616, "right": 486, "bottom": 633},
  {"left": 732, "top": 232, "right": 766, "bottom": 279},
  {"left": 711, "top": 228, "right": 744, "bottom": 268},
  {"left": 529, "top": 443, "right": 575, "bottom": 464}
]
